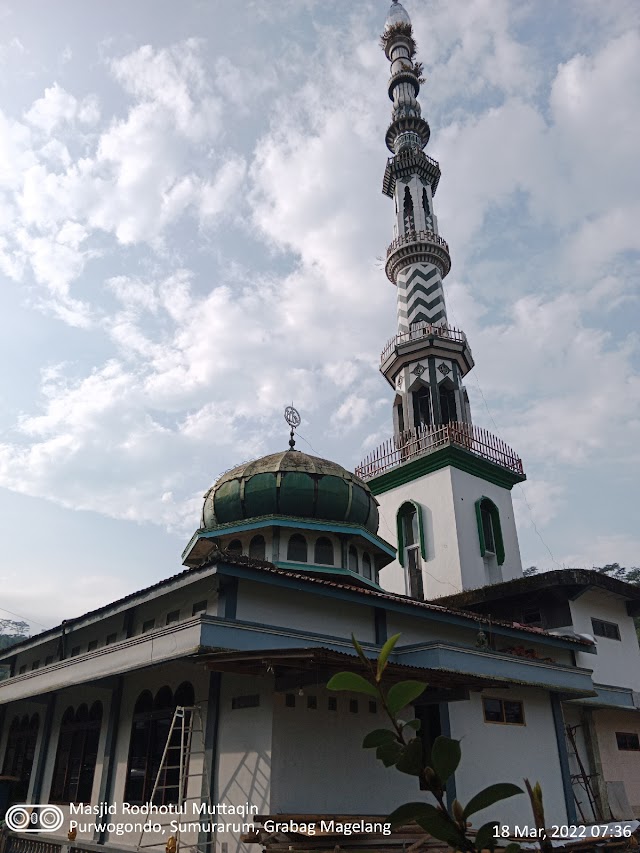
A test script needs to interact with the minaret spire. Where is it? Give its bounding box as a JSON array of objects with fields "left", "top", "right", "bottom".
[{"left": 379, "top": 1, "right": 474, "bottom": 437}]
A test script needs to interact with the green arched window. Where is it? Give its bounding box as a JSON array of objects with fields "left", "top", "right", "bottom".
[
  {"left": 397, "top": 501, "right": 426, "bottom": 600},
  {"left": 396, "top": 501, "right": 427, "bottom": 566},
  {"left": 475, "top": 497, "right": 505, "bottom": 566}
]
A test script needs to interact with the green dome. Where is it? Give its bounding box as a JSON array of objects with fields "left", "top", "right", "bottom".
[{"left": 202, "top": 450, "right": 379, "bottom": 534}]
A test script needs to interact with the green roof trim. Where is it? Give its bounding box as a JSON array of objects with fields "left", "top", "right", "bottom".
[
  {"left": 367, "top": 444, "right": 526, "bottom": 495},
  {"left": 182, "top": 514, "right": 397, "bottom": 562}
]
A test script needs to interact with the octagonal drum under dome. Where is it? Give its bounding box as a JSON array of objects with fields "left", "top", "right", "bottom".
[{"left": 202, "top": 450, "right": 379, "bottom": 534}]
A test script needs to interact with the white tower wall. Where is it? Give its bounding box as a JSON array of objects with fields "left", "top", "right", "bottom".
[{"left": 376, "top": 465, "right": 523, "bottom": 599}]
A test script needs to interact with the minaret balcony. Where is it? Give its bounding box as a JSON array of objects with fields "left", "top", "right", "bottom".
[
  {"left": 382, "top": 148, "right": 441, "bottom": 197},
  {"left": 355, "top": 423, "right": 525, "bottom": 483},
  {"left": 385, "top": 228, "right": 452, "bottom": 282},
  {"left": 380, "top": 322, "right": 474, "bottom": 385}
]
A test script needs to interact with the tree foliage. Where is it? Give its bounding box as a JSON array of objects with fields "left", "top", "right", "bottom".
[
  {"left": 0, "top": 618, "right": 30, "bottom": 650},
  {"left": 327, "top": 634, "right": 524, "bottom": 852}
]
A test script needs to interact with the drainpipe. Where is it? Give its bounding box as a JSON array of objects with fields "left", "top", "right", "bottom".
[
  {"left": 95, "top": 677, "right": 124, "bottom": 845},
  {"left": 550, "top": 694, "right": 577, "bottom": 824},
  {"left": 30, "top": 693, "right": 57, "bottom": 805}
]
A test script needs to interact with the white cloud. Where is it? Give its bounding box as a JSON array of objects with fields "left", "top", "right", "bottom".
[
  {"left": 25, "top": 83, "right": 98, "bottom": 134},
  {"left": 0, "top": 2, "right": 637, "bottom": 590}
]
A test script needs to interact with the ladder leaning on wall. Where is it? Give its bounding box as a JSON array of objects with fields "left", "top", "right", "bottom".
[{"left": 136, "top": 705, "right": 213, "bottom": 853}]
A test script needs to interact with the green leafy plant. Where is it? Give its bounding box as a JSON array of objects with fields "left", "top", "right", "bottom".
[{"left": 327, "top": 634, "right": 523, "bottom": 853}]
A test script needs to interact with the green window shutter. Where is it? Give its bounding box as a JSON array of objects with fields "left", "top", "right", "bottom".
[
  {"left": 493, "top": 505, "right": 505, "bottom": 566},
  {"left": 475, "top": 498, "right": 486, "bottom": 556},
  {"left": 415, "top": 502, "right": 427, "bottom": 561},
  {"left": 396, "top": 506, "right": 405, "bottom": 567},
  {"left": 475, "top": 496, "right": 505, "bottom": 566}
]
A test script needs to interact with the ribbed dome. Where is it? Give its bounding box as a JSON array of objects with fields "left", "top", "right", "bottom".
[
  {"left": 202, "top": 450, "right": 379, "bottom": 534},
  {"left": 386, "top": 0, "right": 411, "bottom": 29}
]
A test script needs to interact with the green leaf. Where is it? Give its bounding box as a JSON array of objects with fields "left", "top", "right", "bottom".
[
  {"left": 413, "top": 804, "right": 465, "bottom": 848},
  {"left": 402, "top": 718, "right": 421, "bottom": 732},
  {"left": 376, "top": 740, "right": 403, "bottom": 767},
  {"left": 326, "top": 671, "right": 378, "bottom": 697},
  {"left": 395, "top": 737, "right": 423, "bottom": 776},
  {"left": 386, "top": 680, "right": 427, "bottom": 714},
  {"left": 503, "top": 844, "right": 521, "bottom": 853},
  {"left": 351, "top": 633, "right": 369, "bottom": 666},
  {"left": 474, "top": 821, "right": 500, "bottom": 852},
  {"left": 388, "top": 802, "right": 439, "bottom": 828},
  {"left": 362, "top": 729, "right": 396, "bottom": 749},
  {"left": 430, "top": 735, "right": 461, "bottom": 784},
  {"left": 463, "top": 783, "right": 524, "bottom": 819},
  {"left": 376, "top": 632, "right": 401, "bottom": 681}
]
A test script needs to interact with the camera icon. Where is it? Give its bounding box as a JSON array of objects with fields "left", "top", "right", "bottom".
[{"left": 6, "top": 804, "right": 64, "bottom": 833}]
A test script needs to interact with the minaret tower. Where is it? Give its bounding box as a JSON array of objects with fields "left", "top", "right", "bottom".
[
  {"left": 356, "top": 1, "right": 526, "bottom": 600},
  {"left": 380, "top": 0, "right": 474, "bottom": 437}
]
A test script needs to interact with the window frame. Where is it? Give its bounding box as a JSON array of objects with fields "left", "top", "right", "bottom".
[
  {"left": 314, "top": 536, "right": 334, "bottom": 566},
  {"left": 362, "top": 552, "right": 372, "bottom": 580},
  {"left": 591, "top": 618, "right": 621, "bottom": 641},
  {"left": 124, "top": 683, "right": 194, "bottom": 806},
  {"left": 396, "top": 501, "right": 427, "bottom": 567},
  {"left": 248, "top": 534, "right": 266, "bottom": 561},
  {"left": 482, "top": 697, "right": 525, "bottom": 726},
  {"left": 348, "top": 545, "right": 359, "bottom": 574},
  {"left": 475, "top": 497, "right": 505, "bottom": 565},
  {"left": 286, "top": 533, "right": 308, "bottom": 563},
  {"left": 50, "top": 702, "right": 102, "bottom": 805},
  {"left": 615, "top": 732, "right": 640, "bottom": 751},
  {"left": 2, "top": 713, "right": 40, "bottom": 801}
]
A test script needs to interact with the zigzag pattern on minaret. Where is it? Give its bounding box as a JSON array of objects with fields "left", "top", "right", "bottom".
[{"left": 396, "top": 264, "right": 447, "bottom": 331}]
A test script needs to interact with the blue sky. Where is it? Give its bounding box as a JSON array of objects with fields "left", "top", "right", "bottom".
[{"left": 0, "top": 0, "right": 638, "bottom": 632}]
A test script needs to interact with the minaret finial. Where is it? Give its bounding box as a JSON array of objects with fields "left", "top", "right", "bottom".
[{"left": 284, "top": 405, "right": 301, "bottom": 451}]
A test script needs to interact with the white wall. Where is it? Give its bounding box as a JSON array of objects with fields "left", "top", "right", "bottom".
[
  {"left": 270, "top": 685, "right": 419, "bottom": 814},
  {"left": 569, "top": 591, "right": 640, "bottom": 690},
  {"left": 449, "top": 467, "right": 523, "bottom": 590},
  {"left": 449, "top": 687, "right": 568, "bottom": 827},
  {"left": 376, "top": 464, "right": 523, "bottom": 601},
  {"left": 593, "top": 708, "right": 640, "bottom": 814},
  {"left": 215, "top": 674, "right": 273, "bottom": 853},
  {"left": 237, "top": 582, "right": 375, "bottom": 644},
  {"left": 377, "top": 466, "right": 463, "bottom": 599}
]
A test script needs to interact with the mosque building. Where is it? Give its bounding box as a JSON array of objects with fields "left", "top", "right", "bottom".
[{"left": 1, "top": 3, "right": 639, "bottom": 852}]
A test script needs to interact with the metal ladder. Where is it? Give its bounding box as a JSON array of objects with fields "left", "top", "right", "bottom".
[{"left": 136, "top": 705, "right": 213, "bottom": 853}]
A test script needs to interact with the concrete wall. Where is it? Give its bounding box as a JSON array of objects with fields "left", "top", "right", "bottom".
[
  {"left": 449, "top": 467, "right": 523, "bottom": 590},
  {"left": 569, "top": 591, "right": 640, "bottom": 690},
  {"left": 376, "top": 464, "right": 522, "bottom": 601},
  {"left": 236, "top": 582, "right": 375, "bottom": 644},
  {"left": 593, "top": 708, "right": 640, "bottom": 815},
  {"left": 449, "top": 687, "right": 568, "bottom": 827},
  {"left": 215, "top": 674, "right": 273, "bottom": 853},
  {"left": 376, "top": 467, "right": 463, "bottom": 599},
  {"left": 270, "top": 685, "right": 418, "bottom": 814},
  {"left": 9, "top": 576, "right": 219, "bottom": 677}
]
